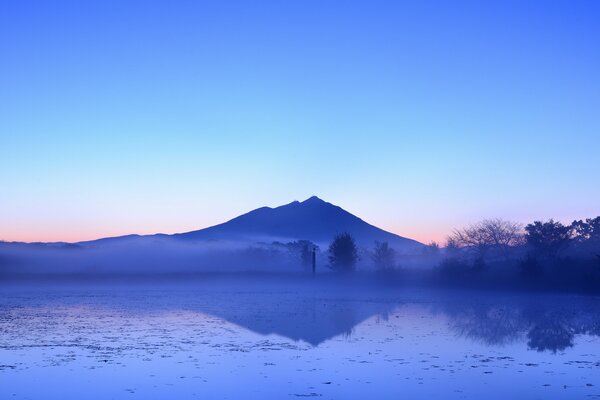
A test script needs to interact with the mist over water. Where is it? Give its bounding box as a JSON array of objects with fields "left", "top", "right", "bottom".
[
  {"left": 1, "top": 278, "right": 599, "bottom": 399},
  {"left": 0, "top": 239, "right": 324, "bottom": 275},
  {"left": 2, "top": 0, "right": 599, "bottom": 398}
]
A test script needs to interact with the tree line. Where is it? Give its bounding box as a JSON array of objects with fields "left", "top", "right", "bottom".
[
  {"left": 441, "top": 216, "right": 600, "bottom": 289},
  {"left": 445, "top": 217, "right": 599, "bottom": 262},
  {"left": 288, "top": 216, "right": 599, "bottom": 291},
  {"left": 326, "top": 233, "right": 398, "bottom": 273}
]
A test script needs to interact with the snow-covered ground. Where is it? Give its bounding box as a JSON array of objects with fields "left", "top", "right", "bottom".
[{"left": 1, "top": 280, "right": 599, "bottom": 399}]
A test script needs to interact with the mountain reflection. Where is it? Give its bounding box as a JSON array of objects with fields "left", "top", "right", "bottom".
[
  {"left": 185, "top": 290, "right": 600, "bottom": 352},
  {"left": 187, "top": 292, "right": 396, "bottom": 346},
  {"left": 4, "top": 285, "right": 600, "bottom": 353}
]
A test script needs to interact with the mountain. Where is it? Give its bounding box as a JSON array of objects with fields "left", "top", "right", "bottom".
[
  {"left": 2, "top": 196, "right": 424, "bottom": 253},
  {"left": 0, "top": 196, "right": 424, "bottom": 275},
  {"left": 173, "top": 196, "right": 423, "bottom": 253}
]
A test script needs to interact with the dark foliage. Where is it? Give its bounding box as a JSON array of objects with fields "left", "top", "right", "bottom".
[
  {"left": 328, "top": 233, "right": 358, "bottom": 272},
  {"left": 525, "top": 219, "right": 572, "bottom": 259},
  {"left": 437, "top": 215, "right": 600, "bottom": 292}
]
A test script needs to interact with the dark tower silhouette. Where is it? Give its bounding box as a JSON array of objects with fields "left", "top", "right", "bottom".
[{"left": 312, "top": 246, "right": 316, "bottom": 275}]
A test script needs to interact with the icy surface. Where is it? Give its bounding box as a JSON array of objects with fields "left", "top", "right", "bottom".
[{"left": 1, "top": 280, "right": 599, "bottom": 399}]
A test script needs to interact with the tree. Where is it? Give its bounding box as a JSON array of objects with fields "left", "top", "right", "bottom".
[
  {"left": 480, "top": 218, "right": 524, "bottom": 261},
  {"left": 328, "top": 233, "right": 358, "bottom": 272},
  {"left": 448, "top": 219, "right": 524, "bottom": 261},
  {"left": 445, "top": 237, "right": 461, "bottom": 257},
  {"left": 372, "top": 241, "right": 396, "bottom": 271},
  {"left": 525, "top": 219, "right": 572, "bottom": 259},
  {"left": 423, "top": 241, "right": 441, "bottom": 256},
  {"left": 571, "top": 217, "right": 600, "bottom": 242},
  {"left": 450, "top": 223, "right": 491, "bottom": 259}
]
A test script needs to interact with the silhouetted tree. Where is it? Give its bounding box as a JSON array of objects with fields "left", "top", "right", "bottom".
[
  {"left": 568, "top": 217, "right": 600, "bottom": 264},
  {"left": 481, "top": 219, "right": 524, "bottom": 261},
  {"left": 423, "top": 241, "right": 441, "bottom": 256},
  {"left": 449, "top": 219, "right": 523, "bottom": 261},
  {"left": 450, "top": 223, "right": 490, "bottom": 258},
  {"left": 525, "top": 219, "right": 573, "bottom": 260},
  {"left": 328, "top": 233, "right": 358, "bottom": 272},
  {"left": 371, "top": 241, "right": 396, "bottom": 271},
  {"left": 571, "top": 217, "right": 600, "bottom": 242},
  {"left": 444, "top": 237, "right": 461, "bottom": 257}
]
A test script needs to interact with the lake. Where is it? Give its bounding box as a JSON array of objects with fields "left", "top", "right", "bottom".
[{"left": 1, "top": 278, "right": 599, "bottom": 399}]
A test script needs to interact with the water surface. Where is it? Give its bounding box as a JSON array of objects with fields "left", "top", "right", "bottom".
[{"left": 1, "top": 280, "right": 599, "bottom": 399}]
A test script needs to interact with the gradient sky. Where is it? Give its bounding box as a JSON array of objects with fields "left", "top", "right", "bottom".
[{"left": 1, "top": 0, "right": 599, "bottom": 244}]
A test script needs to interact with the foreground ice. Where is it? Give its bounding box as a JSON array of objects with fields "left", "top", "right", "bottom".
[{"left": 0, "top": 278, "right": 599, "bottom": 399}]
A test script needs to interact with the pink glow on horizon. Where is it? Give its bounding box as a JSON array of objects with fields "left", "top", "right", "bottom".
[{"left": 1, "top": 223, "right": 448, "bottom": 245}]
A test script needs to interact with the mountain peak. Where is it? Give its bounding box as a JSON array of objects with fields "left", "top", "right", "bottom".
[
  {"left": 302, "top": 195, "right": 325, "bottom": 204},
  {"left": 176, "top": 196, "right": 423, "bottom": 253}
]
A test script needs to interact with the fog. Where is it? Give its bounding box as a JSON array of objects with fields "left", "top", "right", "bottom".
[{"left": 0, "top": 238, "right": 332, "bottom": 277}]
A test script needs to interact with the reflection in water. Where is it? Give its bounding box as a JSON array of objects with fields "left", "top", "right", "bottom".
[
  {"left": 1, "top": 286, "right": 599, "bottom": 353},
  {"left": 527, "top": 319, "right": 573, "bottom": 353},
  {"left": 439, "top": 295, "right": 600, "bottom": 353},
  {"left": 2, "top": 285, "right": 600, "bottom": 399},
  {"left": 443, "top": 305, "right": 526, "bottom": 346},
  {"left": 193, "top": 290, "right": 600, "bottom": 353},
  {"left": 194, "top": 294, "right": 395, "bottom": 346}
]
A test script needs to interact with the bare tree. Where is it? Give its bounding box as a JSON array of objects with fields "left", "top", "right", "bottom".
[
  {"left": 449, "top": 219, "right": 524, "bottom": 261},
  {"left": 481, "top": 219, "right": 525, "bottom": 261},
  {"left": 445, "top": 236, "right": 461, "bottom": 256},
  {"left": 450, "top": 223, "right": 490, "bottom": 259}
]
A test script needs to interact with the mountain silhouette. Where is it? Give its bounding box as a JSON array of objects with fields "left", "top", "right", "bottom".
[
  {"left": 0, "top": 196, "right": 424, "bottom": 275},
  {"left": 173, "top": 196, "right": 422, "bottom": 252}
]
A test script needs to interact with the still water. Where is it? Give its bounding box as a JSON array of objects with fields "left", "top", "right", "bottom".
[{"left": 1, "top": 280, "right": 599, "bottom": 399}]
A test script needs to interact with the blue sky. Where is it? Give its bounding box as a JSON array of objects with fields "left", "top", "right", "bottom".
[{"left": 1, "top": 0, "right": 599, "bottom": 243}]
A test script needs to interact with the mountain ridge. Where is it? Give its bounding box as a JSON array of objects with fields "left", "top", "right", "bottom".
[
  {"left": 4, "top": 196, "right": 423, "bottom": 254},
  {"left": 172, "top": 196, "right": 422, "bottom": 253}
]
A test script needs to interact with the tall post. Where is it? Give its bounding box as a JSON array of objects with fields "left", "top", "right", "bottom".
[{"left": 312, "top": 246, "right": 316, "bottom": 276}]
